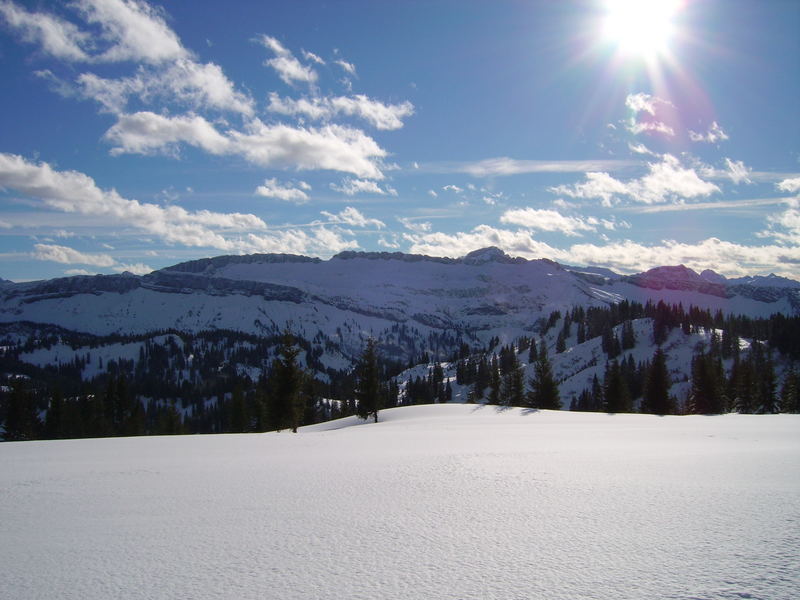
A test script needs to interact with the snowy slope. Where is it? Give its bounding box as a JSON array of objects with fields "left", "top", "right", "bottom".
[
  {"left": 1, "top": 249, "right": 796, "bottom": 342},
  {"left": 1, "top": 405, "right": 798, "bottom": 600}
]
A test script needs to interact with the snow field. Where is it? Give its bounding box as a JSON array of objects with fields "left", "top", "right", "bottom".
[{"left": 1, "top": 405, "right": 798, "bottom": 599}]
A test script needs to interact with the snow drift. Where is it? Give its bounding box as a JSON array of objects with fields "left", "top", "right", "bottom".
[{"left": 2, "top": 405, "right": 798, "bottom": 599}]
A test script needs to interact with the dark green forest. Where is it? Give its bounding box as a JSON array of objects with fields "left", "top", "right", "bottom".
[{"left": 2, "top": 300, "right": 799, "bottom": 441}]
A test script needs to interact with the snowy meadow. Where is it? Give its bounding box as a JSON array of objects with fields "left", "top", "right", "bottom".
[{"left": 2, "top": 405, "right": 798, "bottom": 600}]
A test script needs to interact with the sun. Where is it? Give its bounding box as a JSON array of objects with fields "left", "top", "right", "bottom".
[{"left": 601, "top": 0, "right": 683, "bottom": 61}]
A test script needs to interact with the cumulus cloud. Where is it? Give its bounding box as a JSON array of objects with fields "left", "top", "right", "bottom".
[
  {"left": 258, "top": 34, "right": 317, "bottom": 85},
  {"left": 33, "top": 243, "right": 116, "bottom": 267},
  {"left": 499, "top": 208, "right": 597, "bottom": 237},
  {"left": 405, "top": 225, "right": 800, "bottom": 278},
  {"left": 551, "top": 155, "right": 719, "bottom": 205},
  {"left": 330, "top": 178, "right": 397, "bottom": 196},
  {"left": 689, "top": 121, "right": 729, "bottom": 143},
  {"left": 104, "top": 112, "right": 387, "bottom": 179},
  {"left": 320, "top": 207, "right": 385, "bottom": 229},
  {"left": 77, "top": 0, "right": 188, "bottom": 64},
  {"left": 443, "top": 185, "right": 463, "bottom": 193},
  {"left": 777, "top": 177, "right": 800, "bottom": 194},
  {"left": 255, "top": 178, "right": 311, "bottom": 203},
  {"left": 267, "top": 93, "right": 414, "bottom": 130}
]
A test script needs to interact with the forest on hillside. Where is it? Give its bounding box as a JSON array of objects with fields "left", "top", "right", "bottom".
[{"left": 2, "top": 301, "right": 799, "bottom": 441}]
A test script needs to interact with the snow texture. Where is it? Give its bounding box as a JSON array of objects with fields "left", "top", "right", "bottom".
[{"left": 2, "top": 405, "right": 798, "bottom": 600}]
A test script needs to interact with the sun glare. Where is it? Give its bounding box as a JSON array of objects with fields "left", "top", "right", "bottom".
[{"left": 602, "top": 0, "right": 682, "bottom": 61}]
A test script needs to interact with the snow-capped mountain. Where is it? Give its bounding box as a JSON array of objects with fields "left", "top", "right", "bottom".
[{"left": 2, "top": 249, "right": 797, "bottom": 345}]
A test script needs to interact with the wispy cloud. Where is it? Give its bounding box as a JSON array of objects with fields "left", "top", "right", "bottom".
[
  {"left": 689, "top": 121, "right": 729, "bottom": 143},
  {"left": 258, "top": 34, "right": 318, "bottom": 85},
  {"left": 0, "top": 0, "right": 91, "bottom": 61},
  {"left": 499, "top": 208, "right": 596, "bottom": 237},
  {"left": 330, "top": 178, "right": 397, "bottom": 196},
  {"left": 255, "top": 178, "right": 311, "bottom": 203},
  {"left": 33, "top": 243, "right": 115, "bottom": 267},
  {"left": 321, "top": 206, "right": 385, "bottom": 229},
  {"left": 267, "top": 92, "right": 414, "bottom": 130},
  {"left": 428, "top": 157, "right": 637, "bottom": 177}
]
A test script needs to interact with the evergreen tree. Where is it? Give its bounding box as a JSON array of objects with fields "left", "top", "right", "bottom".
[
  {"left": 779, "top": 368, "right": 799, "bottom": 413},
  {"left": 356, "top": 338, "right": 382, "bottom": 423},
  {"left": 501, "top": 354, "right": 525, "bottom": 407},
  {"left": 487, "top": 355, "right": 501, "bottom": 405},
  {"left": 266, "top": 332, "right": 304, "bottom": 432},
  {"left": 527, "top": 341, "right": 561, "bottom": 409},
  {"left": 603, "top": 360, "right": 631, "bottom": 413},
  {"left": 4, "top": 380, "right": 41, "bottom": 441},
  {"left": 642, "top": 348, "right": 673, "bottom": 414}
]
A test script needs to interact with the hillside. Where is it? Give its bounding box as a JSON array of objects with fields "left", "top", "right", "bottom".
[{"left": 2, "top": 405, "right": 798, "bottom": 599}]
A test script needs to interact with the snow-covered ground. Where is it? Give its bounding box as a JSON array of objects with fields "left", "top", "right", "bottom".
[{"left": 2, "top": 405, "right": 798, "bottom": 599}]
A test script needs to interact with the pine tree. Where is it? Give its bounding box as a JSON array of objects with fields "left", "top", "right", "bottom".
[
  {"left": 501, "top": 354, "right": 525, "bottom": 407},
  {"left": 603, "top": 360, "right": 631, "bottom": 413},
  {"left": 487, "top": 355, "right": 501, "bottom": 405},
  {"left": 527, "top": 341, "right": 561, "bottom": 410},
  {"left": 356, "top": 338, "right": 382, "bottom": 423},
  {"left": 4, "top": 380, "right": 41, "bottom": 441},
  {"left": 267, "top": 332, "right": 304, "bottom": 432},
  {"left": 642, "top": 348, "right": 673, "bottom": 414}
]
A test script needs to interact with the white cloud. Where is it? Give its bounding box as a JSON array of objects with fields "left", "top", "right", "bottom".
[
  {"left": 321, "top": 206, "right": 385, "bottom": 229},
  {"left": 258, "top": 35, "right": 317, "bottom": 85},
  {"left": 228, "top": 119, "right": 387, "bottom": 179},
  {"left": 689, "top": 121, "right": 729, "bottom": 143},
  {"left": 625, "top": 92, "right": 672, "bottom": 115},
  {"left": 302, "top": 49, "right": 325, "bottom": 64},
  {"left": 628, "top": 142, "right": 657, "bottom": 156},
  {"left": 550, "top": 171, "right": 629, "bottom": 206},
  {"left": 104, "top": 112, "right": 387, "bottom": 179},
  {"left": 628, "top": 120, "right": 674, "bottom": 137},
  {"left": 624, "top": 93, "right": 675, "bottom": 137},
  {"left": 777, "top": 177, "right": 800, "bottom": 194},
  {"left": 33, "top": 243, "right": 116, "bottom": 267},
  {"left": 405, "top": 225, "right": 800, "bottom": 278},
  {"left": 0, "top": 153, "right": 266, "bottom": 251},
  {"left": 335, "top": 59, "right": 357, "bottom": 76},
  {"left": 0, "top": 0, "right": 91, "bottom": 61},
  {"left": 398, "top": 217, "right": 432, "bottom": 233},
  {"left": 449, "top": 157, "right": 637, "bottom": 177},
  {"left": 104, "top": 111, "right": 231, "bottom": 156},
  {"left": 551, "top": 155, "right": 719, "bottom": 205},
  {"left": 443, "top": 185, "right": 463, "bottom": 193},
  {"left": 428, "top": 189, "right": 438, "bottom": 198},
  {"left": 723, "top": 158, "right": 751, "bottom": 185},
  {"left": 112, "top": 262, "right": 153, "bottom": 275},
  {"left": 330, "top": 178, "right": 397, "bottom": 196},
  {"left": 267, "top": 93, "right": 414, "bottom": 130},
  {"left": 499, "top": 208, "right": 596, "bottom": 237},
  {"left": 255, "top": 178, "right": 311, "bottom": 203},
  {"left": 64, "top": 268, "right": 95, "bottom": 276},
  {"left": 77, "top": 0, "right": 188, "bottom": 64}
]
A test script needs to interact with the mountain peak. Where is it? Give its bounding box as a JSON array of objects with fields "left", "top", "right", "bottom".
[{"left": 461, "top": 247, "right": 516, "bottom": 265}]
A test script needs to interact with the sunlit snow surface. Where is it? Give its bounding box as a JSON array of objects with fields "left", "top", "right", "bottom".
[{"left": 2, "top": 405, "right": 799, "bottom": 600}]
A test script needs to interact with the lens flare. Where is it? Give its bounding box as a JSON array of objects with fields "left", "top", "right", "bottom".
[{"left": 601, "top": 0, "right": 682, "bottom": 61}]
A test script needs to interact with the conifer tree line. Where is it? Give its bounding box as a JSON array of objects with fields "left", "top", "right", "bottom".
[{"left": 2, "top": 301, "right": 800, "bottom": 441}]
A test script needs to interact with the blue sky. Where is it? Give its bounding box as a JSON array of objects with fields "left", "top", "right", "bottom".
[{"left": 0, "top": 0, "right": 798, "bottom": 282}]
